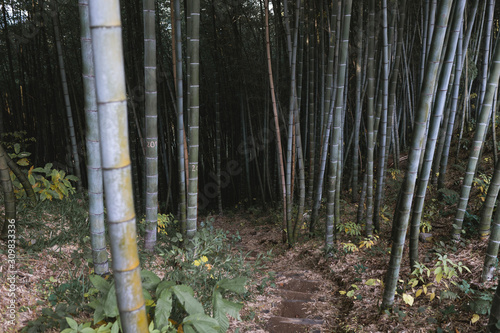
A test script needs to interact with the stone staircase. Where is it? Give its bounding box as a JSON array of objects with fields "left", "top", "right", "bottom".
[{"left": 266, "top": 273, "right": 325, "bottom": 333}]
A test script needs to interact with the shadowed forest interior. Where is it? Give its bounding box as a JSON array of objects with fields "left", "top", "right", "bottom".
[{"left": 2, "top": 0, "right": 500, "bottom": 332}]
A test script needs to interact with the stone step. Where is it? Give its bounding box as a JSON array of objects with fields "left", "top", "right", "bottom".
[
  {"left": 279, "top": 299, "right": 313, "bottom": 318},
  {"left": 281, "top": 278, "right": 321, "bottom": 293},
  {"left": 277, "top": 289, "right": 315, "bottom": 301},
  {"left": 267, "top": 316, "right": 323, "bottom": 333}
]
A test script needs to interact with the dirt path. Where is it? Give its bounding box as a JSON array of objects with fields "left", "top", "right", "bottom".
[{"left": 212, "top": 213, "right": 341, "bottom": 333}]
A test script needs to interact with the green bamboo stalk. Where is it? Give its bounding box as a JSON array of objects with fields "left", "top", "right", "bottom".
[
  {"left": 453, "top": 34, "right": 500, "bottom": 241},
  {"left": 409, "top": 0, "right": 466, "bottom": 269},
  {"left": 78, "top": 0, "right": 108, "bottom": 275},
  {"left": 144, "top": 0, "right": 158, "bottom": 251},
  {"left": 381, "top": 0, "right": 452, "bottom": 309},
  {"left": 53, "top": 5, "right": 82, "bottom": 193},
  {"left": 186, "top": 0, "right": 200, "bottom": 240},
  {"left": 174, "top": 0, "right": 187, "bottom": 236},
  {"left": 89, "top": 1, "right": 148, "bottom": 330},
  {"left": 326, "top": 0, "right": 352, "bottom": 250},
  {"left": 365, "top": 0, "right": 376, "bottom": 237}
]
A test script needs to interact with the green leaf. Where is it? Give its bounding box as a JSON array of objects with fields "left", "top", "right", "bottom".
[
  {"left": 172, "top": 285, "right": 204, "bottom": 315},
  {"left": 141, "top": 270, "right": 161, "bottom": 291},
  {"left": 17, "top": 158, "right": 29, "bottom": 166},
  {"left": 155, "top": 290, "right": 173, "bottom": 331},
  {"left": 111, "top": 321, "right": 119, "bottom": 333},
  {"left": 90, "top": 275, "right": 111, "bottom": 295},
  {"left": 28, "top": 174, "right": 36, "bottom": 186},
  {"left": 182, "top": 313, "right": 219, "bottom": 333},
  {"left": 81, "top": 328, "right": 96, "bottom": 333},
  {"left": 66, "top": 317, "right": 78, "bottom": 330},
  {"left": 14, "top": 143, "right": 20, "bottom": 155},
  {"left": 156, "top": 280, "right": 176, "bottom": 296},
  {"left": 216, "top": 277, "right": 247, "bottom": 294},
  {"left": 93, "top": 304, "right": 105, "bottom": 324},
  {"left": 66, "top": 175, "right": 80, "bottom": 182},
  {"left": 105, "top": 285, "right": 119, "bottom": 318},
  {"left": 213, "top": 291, "right": 243, "bottom": 332}
]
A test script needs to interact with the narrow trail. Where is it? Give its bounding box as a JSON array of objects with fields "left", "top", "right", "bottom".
[{"left": 213, "top": 213, "right": 344, "bottom": 333}]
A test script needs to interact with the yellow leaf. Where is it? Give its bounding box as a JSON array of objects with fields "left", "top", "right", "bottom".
[
  {"left": 435, "top": 272, "right": 443, "bottom": 284},
  {"left": 402, "top": 293, "right": 414, "bottom": 306},
  {"left": 365, "top": 279, "right": 377, "bottom": 286},
  {"left": 471, "top": 314, "right": 480, "bottom": 324},
  {"left": 17, "top": 157, "right": 29, "bottom": 166},
  {"left": 423, "top": 285, "right": 427, "bottom": 294},
  {"left": 339, "top": 290, "right": 346, "bottom": 295},
  {"left": 429, "top": 292, "right": 435, "bottom": 301},
  {"left": 416, "top": 289, "right": 423, "bottom": 298}
]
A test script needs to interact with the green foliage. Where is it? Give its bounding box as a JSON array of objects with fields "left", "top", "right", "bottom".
[
  {"left": 156, "top": 219, "right": 268, "bottom": 310},
  {"left": 339, "top": 284, "right": 361, "bottom": 300},
  {"left": 336, "top": 221, "right": 362, "bottom": 236},
  {"left": 405, "top": 256, "right": 471, "bottom": 305},
  {"left": 2, "top": 132, "right": 78, "bottom": 202},
  {"left": 473, "top": 172, "right": 491, "bottom": 203},
  {"left": 438, "top": 188, "right": 459, "bottom": 205},
  {"left": 61, "top": 317, "right": 95, "bottom": 333},
  {"left": 21, "top": 303, "right": 78, "bottom": 333},
  {"left": 1, "top": 131, "right": 36, "bottom": 151},
  {"left": 84, "top": 270, "right": 246, "bottom": 333}
]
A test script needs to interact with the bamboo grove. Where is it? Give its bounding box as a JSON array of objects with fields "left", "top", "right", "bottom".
[{"left": 3, "top": 0, "right": 500, "bottom": 329}]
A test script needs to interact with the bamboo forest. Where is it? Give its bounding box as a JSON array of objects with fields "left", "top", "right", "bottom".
[{"left": 4, "top": 0, "right": 500, "bottom": 332}]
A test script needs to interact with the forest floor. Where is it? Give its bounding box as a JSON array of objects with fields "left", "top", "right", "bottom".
[
  {"left": 210, "top": 199, "right": 495, "bottom": 333},
  {"left": 0, "top": 145, "right": 499, "bottom": 332}
]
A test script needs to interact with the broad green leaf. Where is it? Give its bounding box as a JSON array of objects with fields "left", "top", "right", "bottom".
[
  {"left": 182, "top": 313, "right": 219, "bottom": 333},
  {"left": 216, "top": 277, "right": 247, "bottom": 294},
  {"left": 66, "top": 175, "right": 80, "bottom": 181},
  {"left": 143, "top": 289, "right": 152, "bottom": 301},
  {"left": 89, "top": 274, "right": 109, "bottom": 295},
  {"left": 40, "top": 191, "right": 48, "bottom": 201},
  {"left": 18, "top": 151, "right": 31, "bottom": 158},
  {"left": 111, "top": 321, "right": 119, "bottom": 333},
  {"left": 81, "top": 328, "right": 95, "bottom": 333},
  {"left": 156, "top": 280, "right": 176, "bottom": 296},
  {"left": 44, "top": 163, "right": 53, "bottom": 173},
  {"left": 215, "top": 291, "right": 244, "bottom": 320},
  {"left": 141, "top": 270, "right": 161, "bottom": 291},
  {"left": 402, "top": 293, "right": 414, "bottom": 306},
  {"left": 58, "top": 182, "right": 68, "bottom": 196},
  {"left": 28, "top": 174, "right": 36, "bottom": 186},
  {"left": 16, "top": 158, "right": 29, "bottom": 166},
  {"left": 66, "top": 317, "right": 78, "bottom": 330},
  {"left": 32, "top": 167, "right": 45, "bottom": 173},
  {"left": 105, "top": 285, "right": 119, "bottom": 318},
  {"left": 47, "top": 188, "right": 62, "bottom": 200},
  {"left": 346, "top": 290, "right": 355, "bottom": 298},
  {"left": 14, "top": 143, "right": 20, "bottom": 154},
  {"left": 155, "top": 291, "right": 173, "bottom": 331},
  {"left": 172, "top": 285, "right": 204, "bottom": 315}
]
